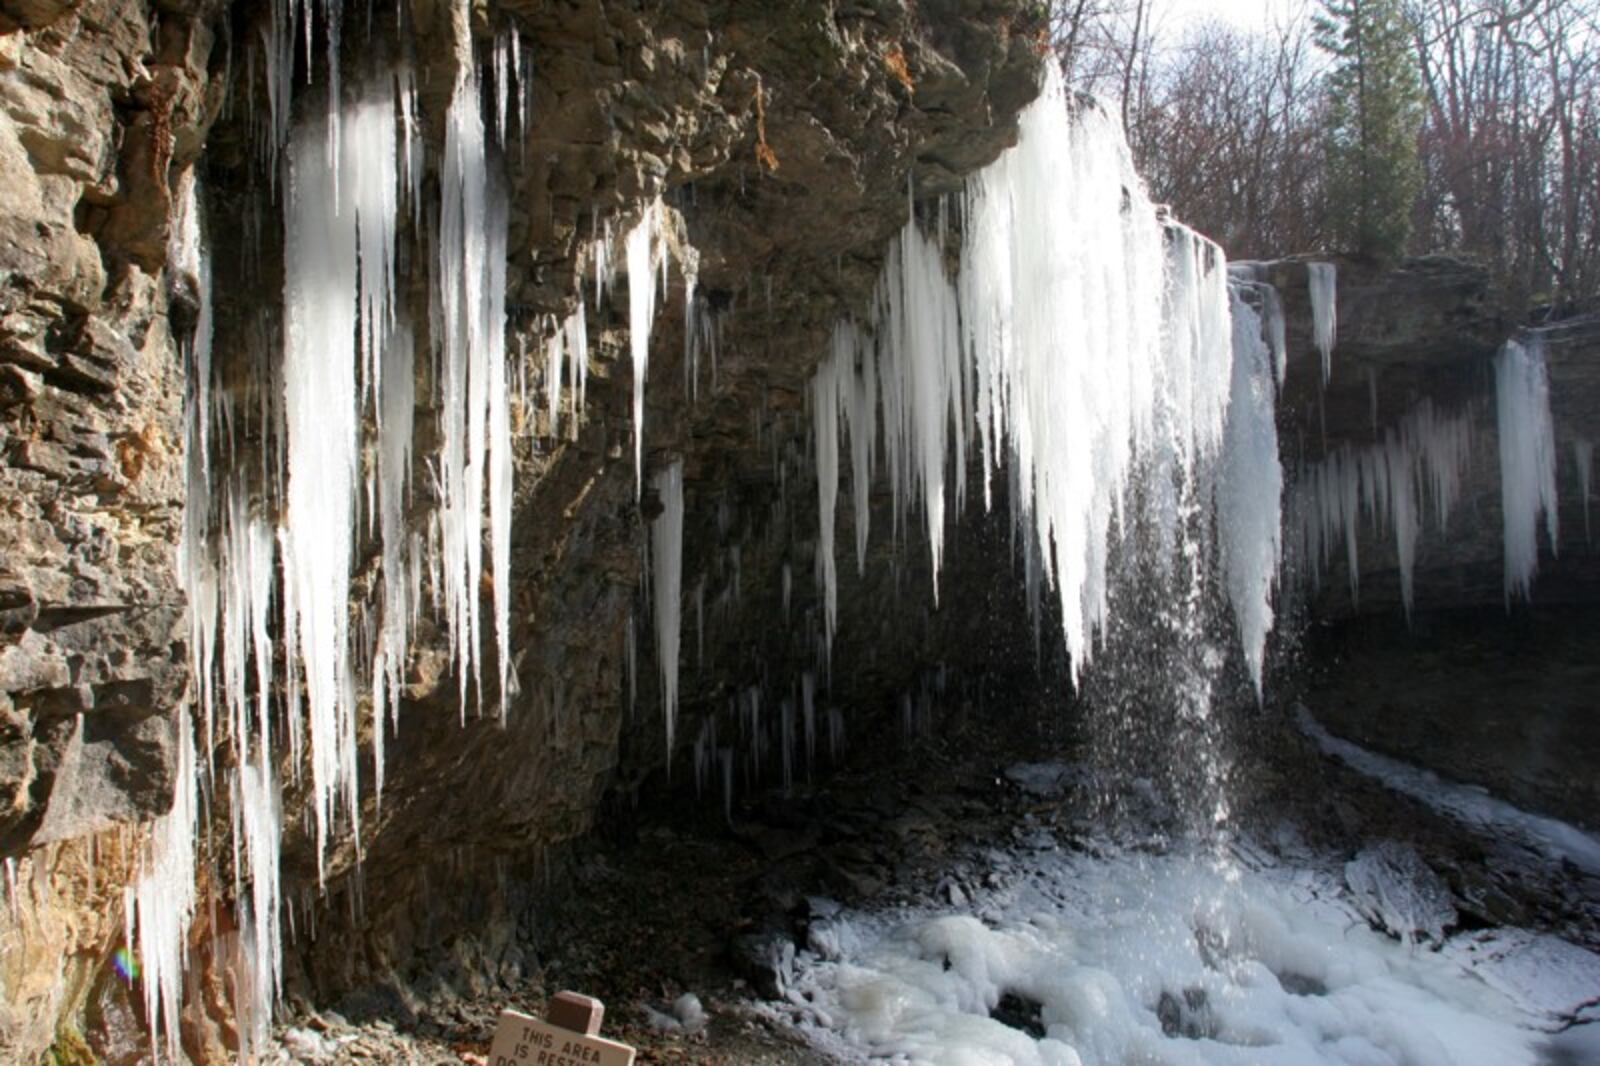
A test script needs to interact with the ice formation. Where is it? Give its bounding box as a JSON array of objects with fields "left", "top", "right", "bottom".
[
  {"left": 812, "top": 350, "right": 842, "bottom": 651},
  {"left": 1495, "top": 335, "right": 1559, "bottom": 603},
  {"left": 652, "top": 461, "right": 685, "bottom": 752},
  {"left": 808, "top": 65, "right": 1281, "bottom": 683},
  {"left": 780, "top": 843, "right": 1594, "bottom": 1065},
  {"left": 283, "top": 82, "right": 379, "bottom": 873},
  {"left": 626, "top": 199, "right": 665, "bottom": 495},
  {"left": 1228, "top": 261, "right": 1288, "bottom": 384},
  {"left": 1291, "top": 400, "right": 1473, "bottom": 616},
  {"left": 1308, "top": 260, "right": 1337, "bottom": 383},
  {"left": 1219, "top": 293, "right": 1283, "bottom": 695},
  {"left": 435, "top": 62, "right": 515, "bottom": 719},
  {"left": 124, "top": 705, "right": 197, "bottom": 1064},
  {"left": 1295, "top": 705, "right": 1600, "bottom": 875},
  {"left": 147, "top": 32, "right": 535, "bottom": 1056},
  {"left": 1576, "top": 438, "right": 1594, "bottom": 544}
]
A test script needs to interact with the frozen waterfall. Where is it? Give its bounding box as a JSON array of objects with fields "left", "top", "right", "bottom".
[{"left": 809, "top": 65, "right": 1284, "bottom": 689}]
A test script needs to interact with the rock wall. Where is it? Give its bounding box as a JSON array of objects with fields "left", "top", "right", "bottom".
[
  {"left": 1266, "top": 255, "right": 1600, "bottom": 833},
  {"left": 0, "top": 0, "right": 226, "bottom": 1055}
]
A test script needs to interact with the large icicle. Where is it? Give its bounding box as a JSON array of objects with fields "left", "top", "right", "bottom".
[
  {"left": 282, "top": 101, "right": 364, "bottom": 873},
  {"left": 804, "top": 65, "right": 1278, "bottom": 685},
  {"left": 435, "top": 59, "right": 514, "bottom": 717},
  {"left": 1495, "top": 335, "right": 1559, "bottom": 604},
  {"left": 837, "top": 323, "right": 878, "bottom": 574},
  {"left": 626, "top": 200, "right": 664, "bottom": 495},
  {"left": 1308, "top": 261, "right": 1337, "bottom": 384},
  {"left": 876, "top": 218, "right": 964, "bottom": 599},
  {"left": 813, "top": 349, "right": 841, "bottom": 652},
  {"left": 1219, "top": 293, "right": 1283, "bottom": 696},
  {"left": 651, "top": 460, "right": 685, "bottom": 753},
  {"left": 1576, "top": 438, "right": 1594, "bottom": 544},
  {"left": 958, "top": 68, "right": 1193, "bottom": 679}
]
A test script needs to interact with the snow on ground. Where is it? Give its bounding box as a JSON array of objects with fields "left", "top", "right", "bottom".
[
  {"left": 1293, "top": 704, "right": 1600, "bottom": 877},
  {"left": 773, "top": 837, "right": 1600, "bottom": 1065}
]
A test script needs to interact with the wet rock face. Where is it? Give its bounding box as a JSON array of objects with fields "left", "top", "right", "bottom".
[
  {"left": 0, "top": 0, "right": 223, "bottom": 855},
  {"left": 0, "top": 0, "right": 226, "bottom": 1054}
]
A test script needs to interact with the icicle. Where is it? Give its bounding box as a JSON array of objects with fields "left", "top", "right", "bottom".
[
  {"left": 566, "top": 302, "right": 589, "bottom": 423},
  {"left": 283, "top": 101, "right": 363, "bottom": 874},
  {"left": 812, "top": 350, "right": 841, "bottom": 649},
  {"left": 544, "top": 316, "right": 564, "bottom": 440},
  {"left": 801, "top": 65, "right": 1285, "bottom": 687},
  {"left": 126, "top": 704, "right": 197, "bottom": 1064},
  {"left": 494, "top": 28, "right": 512, "bottom": 144},
  {"left": 435, "top": 56, "right": 515, "bottom": 719},
  {"left": 957, "top": 70, "right": 1180, "bottom": 681},
  {"left": 1290, "top": 399, "right": 1473, "bottom": 614},
  {"left": 171, "top": 169, "right": 219, "bottom": 762},
  {"left": 1219, "top": 292, "right": 1283, "bottom": 697},
  {"left": 626, "top": 200, "right": 663, "bottom": 495},
  {"left": 624, "top": 611, "right": 637, "bottom": 717},
  {"left": 1308, "top": 261, "right": 1337, "bottom": 385},
  {"left": 233, "top": 747, "right": 282, "bottom": 1062},
  {"left": 1575, "top": 438, "right": 1593, "bottom": 545},
  {"left": 683, "top": 245, "right": 701, "bottom": 402},
  {"left": 651, "top": 461, "right": 685, "bottom": 752},
  {"left": 1495, "top": 335, "right": 1559, "bottom": 604}
]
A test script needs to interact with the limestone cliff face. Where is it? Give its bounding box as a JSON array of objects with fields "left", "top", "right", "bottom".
[
  {"left": 1268, "top": 255, "right": 1600, "bottom": 836},
  {"left": 1, "top": 0, "right": 1043, "bottom": 1058},
  {"left": 0, "top": 0, "right": 226, "bottom": 1056}
]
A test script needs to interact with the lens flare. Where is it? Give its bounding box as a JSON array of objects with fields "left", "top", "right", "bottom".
[{"left": 112, "top": 946, "right": 139, "bottom": 982}]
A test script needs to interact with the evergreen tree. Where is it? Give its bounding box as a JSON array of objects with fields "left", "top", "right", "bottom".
[{"left": 1314, "top": 0, "right": 1423, "bottom": 261}]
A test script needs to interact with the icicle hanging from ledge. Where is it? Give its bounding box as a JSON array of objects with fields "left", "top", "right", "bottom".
[
  {"left": 1496, "top": 334, "right": 1559, "bottom": 604},
  {"left": 151, "top": 41, "right": 527, "bottom": 1063},
  {"left": 434, "top": 58, "right": 515, "bottom": 721},
  {"left": 1308, "top": 261, "right": 1337, "bottom": 384},
  {"left": 652, "top": 460, "right": 685, "bottom": 753},
  {"left": 807, "top": 64, "right": 1283, "bottom": 688},
  {"left": 1290, "top": 399, "right": 1473, "bottom": 616},
  {"left": 626, "top": 199, "right": 665, "bottom": 496},
  {"left": 1219, "top": 293, "right": 1283, "bottom": 696}
]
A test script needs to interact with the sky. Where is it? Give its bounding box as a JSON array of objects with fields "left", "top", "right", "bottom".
[{"left": 1154, "top": 0, "right": 1305, "bottom": 35}]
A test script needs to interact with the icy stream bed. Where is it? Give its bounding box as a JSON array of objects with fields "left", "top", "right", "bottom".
[{"left": 772, "top": 836, "right": 1600, "bottom": 1064}]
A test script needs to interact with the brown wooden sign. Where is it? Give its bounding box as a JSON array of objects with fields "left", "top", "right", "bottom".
[{"left": 487, "top": 992, "right": 636, "bottom": 1066}]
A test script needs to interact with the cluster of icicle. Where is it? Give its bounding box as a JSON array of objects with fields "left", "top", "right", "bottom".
[
  {"left": 117, "top": 3, "right": 705, "bottom": 1058},
  {"left": 1289, "top": 399, "right": 1475, "bottom": 618},
  {"left": 1291, "top": 333, "right": 1563, "bottom": 615},
  {"left": 809, "top": 64, "right": 1285, "bottom": 695}
]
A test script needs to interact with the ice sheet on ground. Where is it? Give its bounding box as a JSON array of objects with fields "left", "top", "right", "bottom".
[
  {"left": 1294, "top": 704, "right": 1600, "bottom": 876},
  {"left": 1442, "top": 928, "right": 1600, "bottom": 1027},
  {"left": 776, "top": 841, "right": 1598, "bottom": 1065}
]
